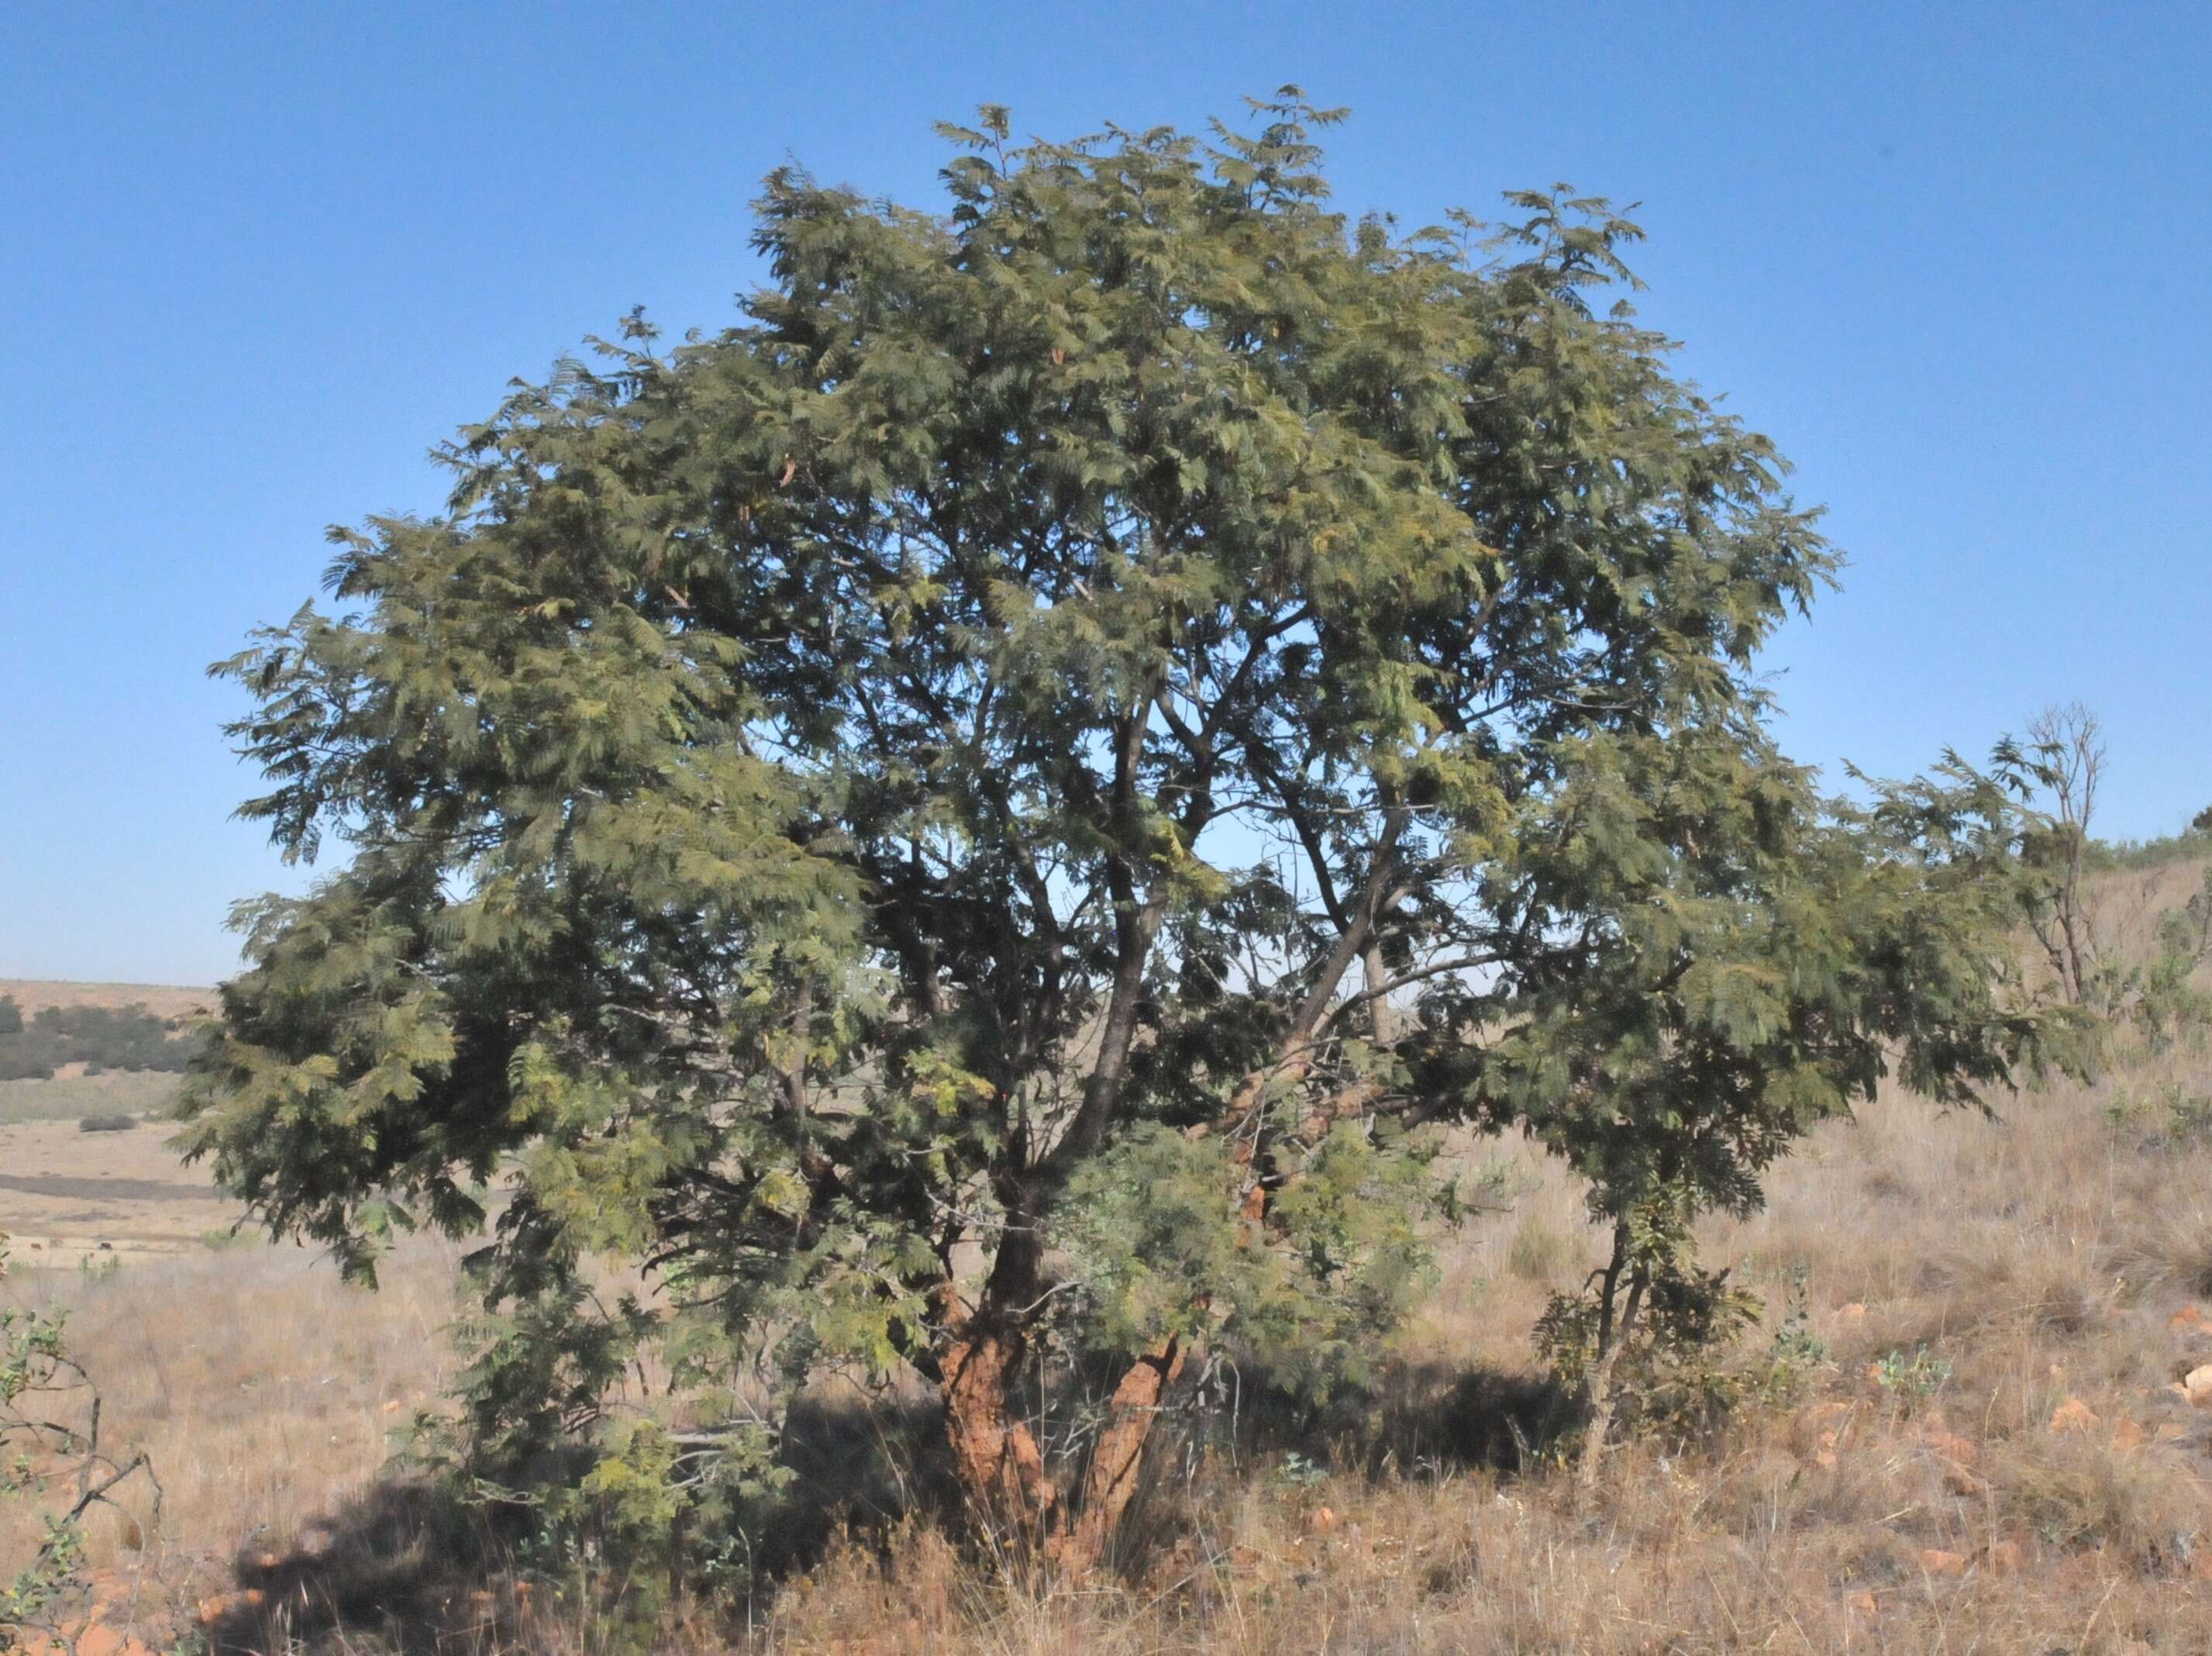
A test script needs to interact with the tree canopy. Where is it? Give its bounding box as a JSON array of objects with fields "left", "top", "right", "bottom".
[{"left": 184, "top": 94, "right": 2056, "bottom": 1573}]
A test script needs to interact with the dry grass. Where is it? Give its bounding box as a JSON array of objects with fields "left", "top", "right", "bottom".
[
  {"left": 9, "top": 871, "right": 2212, "bottom": 1653},
  {"left": 0, "top": 1068, "right": 180, "bottom": 1127},
  {"left": 0, "top": 1239, "right": 467, "bottom": 1651},
  {"left": 0, "top": 1113, "right": 233, "bottom": 1257}
]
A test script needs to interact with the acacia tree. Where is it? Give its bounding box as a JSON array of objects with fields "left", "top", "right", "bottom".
[
  {"left": 2014, "top": 702, "right": 2107, "bottom": 1005},
  {"left": 184, "top": 95, "right": 2050, "bottom": 1570},
  {"left": 1996, "top": 706, "right": 2212, "bottom": 1051}
]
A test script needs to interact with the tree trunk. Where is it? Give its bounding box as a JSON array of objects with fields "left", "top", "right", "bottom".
[
  {"left": 1574, "top": 1336, "right": 1626, "bottom": 1496},
  {"left": 1575, "top": 1255, "right": 1645, "bottom": 1499},
  {"left": 939, "top": 1289, "right": 1190, "bottom": 1575},
  {"left": 1363, "top": 938, "right": 1402, "bottom": 1047},
  {"left": 939, "top": 1211, "right": 1061, "bottom": 1543},
  {"left": 1047, "top": 1333, "right": 1185, "bottom": 1574},
  {"left": 939, "top": 1295, "right": 1059, "bottom": 1541}
]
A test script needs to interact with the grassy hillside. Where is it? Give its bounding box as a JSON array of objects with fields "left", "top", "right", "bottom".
[{"left": 8, "top": 873, "right": 2212, "bottom": 1653}]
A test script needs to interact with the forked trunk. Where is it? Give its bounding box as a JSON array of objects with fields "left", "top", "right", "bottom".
[
  {"left": 1575, "top": 1243, "right": 1646, "bottom": 1499},
  {"left": 939, "top": 1294, "right": 1187, "bottom": 1575}
]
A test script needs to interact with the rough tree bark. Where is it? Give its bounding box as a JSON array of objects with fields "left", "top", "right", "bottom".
[
  {"left": 1575, "top": 1223, "right": 1646, "bottom": 1499},
  {"left": 1046, "top": 1333, "right": 1185, "bottom": 1572},
  {"left": 939, "top": 1248, "right": 1060, "bottom": 1544}
]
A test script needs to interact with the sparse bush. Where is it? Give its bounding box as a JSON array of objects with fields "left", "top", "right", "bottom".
[
  {"left": 2005, "top": 706, "right": 2212, "bottom": 1050},
  {"left": 2137, "top": 875, "right": 2212, "bottom": 1047},
  {"left": 1751, "top": 1275, "right": 1831, "bottom": 1406},
  {"left": 76, "top": 1112, "right": 136, "bottom": 1133},
  {"left": 0, "top": 1235, "right": 159, "bottom": 1646},
  {"left": 2014, "top": 702, "right": 2109, "bottom": 1006},
  {"left": 2103, "top": 1080, "right": 2212, "bottom": 1147},
  {"left": 1871, "top": 1344, "right": 1952, "bottom": 1403},
  {"left": 1535, "top": 1204, "right": 1766, "bottom": 1466},
  {"left": 1271, "top": 1450, "right": 1328, "bottom": 1492}
]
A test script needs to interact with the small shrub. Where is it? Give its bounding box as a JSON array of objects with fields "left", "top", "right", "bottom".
[
  {"left": 1872, "top": 1344, "right": 1952, "bottom": 1403},
  {"left": 2170, "top": 1088, "right": 2212, "bottom": 1137},
  {"left": 1752, "top": 1274, "right": 1831, "bottom": 1406},
  {"left": 2105, "top": 1082, "right": 2212, "bottom": 1148},
  {"left": 76, "top": 1113, "right": 136, "bottom": 1134},
  {"left": 2, "top": 1233, "right": 157, "bottom": 1640},
  {"left": 1272, "top": 1451, "right": 1328, "bottom": 1492}
]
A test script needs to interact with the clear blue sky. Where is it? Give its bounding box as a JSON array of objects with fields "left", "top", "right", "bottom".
[{"left": 5, "top": 2, "right": 2208, "bottom": 985}]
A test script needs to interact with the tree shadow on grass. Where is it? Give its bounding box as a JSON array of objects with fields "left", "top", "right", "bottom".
[
  {"left": 1362, "top": 1359, "right": 1587, "bottom": 1476},
  {"left": 199, "top": 1390, "right": 953, "bottom": 1654},
  {"left": 1204, "top": 1356, "right": 1584, "bottom": 1482},
  {"left": 195, "top": 1364, "right": 1580, "bottom": 1647},
  {"left": 200, "top": 1478, "right": 511, "bottom": 1654}
]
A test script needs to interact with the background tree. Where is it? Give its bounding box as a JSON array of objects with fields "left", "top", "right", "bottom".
[
  {"left": 184, "top": 94, "right": 2053, "bottom": 1575},
  {"left": 0, "top": 1002, "right": 198, "bottom": 1082},
  {"left": 2014, "top": 702, "right": 2107, "bottom": 1004},
  {"left": 1995, "top": 705, "right": 2212, "bottom": 1051}
]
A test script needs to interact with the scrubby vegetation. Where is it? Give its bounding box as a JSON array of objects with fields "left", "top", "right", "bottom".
[
  {"left": 0, "top": 1234, "right": 159, "bottom": 1650},
  {"left": 0, "top": 999, "right": 201, "bottom": 1083},
  {"left": 7, "top": 847, "right": 2211, "bottom": 1651},
  {"left": 75, "top": 1113, "right": 139, "bottom": 1135}
]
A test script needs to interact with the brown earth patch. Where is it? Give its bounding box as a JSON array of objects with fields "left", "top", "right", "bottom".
[{"left": 0, "top": 1116, "right": 238, "bottom": 1258}]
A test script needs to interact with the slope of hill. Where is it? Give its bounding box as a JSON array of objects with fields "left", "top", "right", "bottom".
[{"left": 0, "top": 979, "right": 213, "bottom": 1022}]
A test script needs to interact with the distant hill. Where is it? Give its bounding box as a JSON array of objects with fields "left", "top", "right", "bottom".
[
  {"left": 0, "top": 979, "right": 213, "bottom": 1022},
  {"left": 0, "top": 981, "right": 215, "bottom": 1085}
]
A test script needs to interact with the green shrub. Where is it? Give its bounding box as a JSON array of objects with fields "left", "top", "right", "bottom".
[
  {"left": 0, "top": 1003, "right": 202, "bottom": 1082},
  {"left": 1872, "top": 1343, "right": 1953, "bottom": 1403},
  {"left": 76, "top": 1113, "right": 136, "bottom": 1133},
  {"left": 2, "top": 1234, "right": 157, "bottom": 1641}
]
